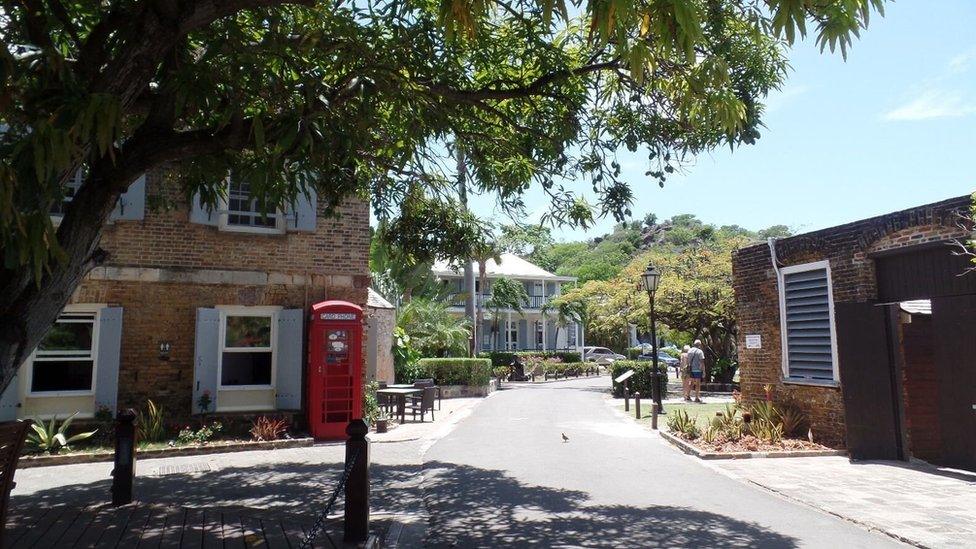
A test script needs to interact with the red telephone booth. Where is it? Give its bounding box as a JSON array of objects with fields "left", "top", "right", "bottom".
[{"left": 308, "top": 300, "right": 364, "bottom": 440}]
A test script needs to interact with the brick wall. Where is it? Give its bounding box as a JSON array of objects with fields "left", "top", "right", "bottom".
[
  {"left": 62, "top": 167, "right": 370, "bottom": 421},
  {"left": 99, "top": 169, "right": 369, "bottom": 278},
  {"left": 900, "top": 315, "right": 942, "bottom": 462},
  {"left": 732, "top": 195, "right": 971, "bottom": 448}
]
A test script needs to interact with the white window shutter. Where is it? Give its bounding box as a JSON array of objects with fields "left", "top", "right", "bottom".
[
  {"left": 0, "top": 373, "right": 19, "bottom": 421},
  {"left": 190, "top": 192, "right": 219, "bottom": 226},
  {"left": 275, "top": 309, "right": 304, "bottom": 410},
  {"left": 110, "top": 174, "right": 146, "bottom": 221},
  {"left": 95, "top": 307, "right": 124, "bottom": 417},
  {"left": 287, "top": 188, "right": 317, "bottom": 232},
  {"left": 193, "top": 308, "right": 221, "bottom": 413}
]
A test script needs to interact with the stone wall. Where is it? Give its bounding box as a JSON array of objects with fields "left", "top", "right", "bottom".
[
  {"left": 366, "top": 307, "right": 395, "bottom": 384},
  {"left": 732, "top": 195, "right": 972, "bottom": 448}
]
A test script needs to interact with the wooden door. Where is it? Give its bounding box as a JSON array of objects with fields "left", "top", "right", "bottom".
[
  {"left": 835, "top": 302, "right": 903, "bottom": 460},
  {"left": 931, "top": 295, "right": 976, "bottom": 471}
]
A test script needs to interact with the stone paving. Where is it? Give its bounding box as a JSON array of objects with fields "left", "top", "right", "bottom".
[
  {"left": 9, "top": 397, "right": 483, "bottom": 546},
  {"left": 709, "top": 456, "right": 976, "bottom": 548}
]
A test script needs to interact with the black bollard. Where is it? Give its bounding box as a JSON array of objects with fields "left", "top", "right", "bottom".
[
  {"left": 111, "top": 409, "right": 137, "bottom": 506},
  {"left": 624, "top": 380, "right": 630, "bottom": 412},
  {"left": 652, "top": 402, "right": 659, "bottom": 431},
  {"left": 344, "top": 419, "right": 370, "bottom": 543},
  {"left": 634, "top": 392, "right": 641, "bottom": 419}
]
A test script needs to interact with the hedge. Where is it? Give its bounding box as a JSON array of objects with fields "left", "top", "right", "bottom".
[
  {"left": 417, "top": 358, "right": 492, "bottom": 386},
  {"left": 480, "top": 350, "right": 582, "bottom": 367},
  {"left": 608, "top": 360, "right": 669, "bottom": 398}
]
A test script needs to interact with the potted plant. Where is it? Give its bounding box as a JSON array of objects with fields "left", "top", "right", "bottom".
[{"left": 375, "top": 413, "right": 390, "bottom": 433}]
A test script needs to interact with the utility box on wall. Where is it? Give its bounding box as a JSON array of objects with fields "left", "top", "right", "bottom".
[{"left": 308, "top": 300, "right": 363, "bottom": 440}]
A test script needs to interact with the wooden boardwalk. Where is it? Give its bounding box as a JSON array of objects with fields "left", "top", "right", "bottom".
[{"left": 3, "top": 503, "right": 342, "bottom": 548}]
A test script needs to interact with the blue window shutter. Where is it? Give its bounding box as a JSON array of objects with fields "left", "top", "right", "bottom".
[
  {"left": 275, "top": 309, "right": 304, "bottom": 410},
  {"left": 287, "top": 188, "right": 317, "bottom": 232},
  {"left": 194, "top": 308, "right": 221, "bottom": 414},
  {"left": 547, "top": 321, "right": 557, "bottom": 350},
  {"left": 518, "top": 320, "right": 527, "bottom": 351},
  {"left": 190, "top": 192, "right": 219, "bottom": 226},
  {"left": 0, "top": 373, "right": 19, "bottom": 421},
  {"left": 110, "top": 174, "right": 146, "bottom": 221},
  {"left": 95, "top": 307, "right": 124, "bottom": 417}
]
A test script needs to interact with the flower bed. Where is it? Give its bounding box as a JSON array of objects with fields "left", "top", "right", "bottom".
[{"left": 668, "top": 430, "right": 831, "bottom": 454}]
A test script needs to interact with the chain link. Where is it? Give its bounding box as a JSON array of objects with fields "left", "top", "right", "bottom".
[{"left": 299, "top": 447, "right": 362, "bottom": 549}]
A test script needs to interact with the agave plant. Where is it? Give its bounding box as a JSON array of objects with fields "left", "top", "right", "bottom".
[
  {"left": 27, "top": 413, "right": 97, "bottom": 455},
  {"left": 137, "top": 399, "right": 167, "bottom": 443}
]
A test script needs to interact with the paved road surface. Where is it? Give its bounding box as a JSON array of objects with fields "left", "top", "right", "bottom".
[{"left": 421, "top": 376, "right": 903, "bottom": 548}]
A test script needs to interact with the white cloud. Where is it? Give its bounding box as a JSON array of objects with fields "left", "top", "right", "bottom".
[
  {"left": 882, "top": 89, "right": 976, "bottom": 122},
  {"left": 948, "top": 49, "right": 976, "bottom": 74},
  {"left": 765, "top": 85, "right": 808, "bottom": 113}
]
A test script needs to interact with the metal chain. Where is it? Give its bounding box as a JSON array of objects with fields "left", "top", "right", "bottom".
[{"left": 299, "top": 447, "right": 361, "bottom": 549}]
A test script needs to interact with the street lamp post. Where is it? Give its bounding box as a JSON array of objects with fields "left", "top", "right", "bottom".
[{"left": 640, "top": 263, "right": 663, "bottom": 420}]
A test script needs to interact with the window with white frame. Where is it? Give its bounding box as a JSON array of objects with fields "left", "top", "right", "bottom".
[
  {"left": 481, "top": 331, "right": 491, "bottom": 350},
  {"left": 506, "top": 321, "right": 518, "bottom": 350},
  {"left": 220, "top": 312, "right": 275, "bottom": 387},
  {"left": 568, "top": 322, "right": 578, "bottom": 346},
  {"left": 31, "top": 310, "right": 97, "bottom": 393},
  {"left": 779, "top": 261, "right": 838, "bottom": 383},
  {"left": 222, "top": 177, "right": 284, "bottom": 233},
  {"left": 535, "top": 321, "right": 544, "bottom": 347}
]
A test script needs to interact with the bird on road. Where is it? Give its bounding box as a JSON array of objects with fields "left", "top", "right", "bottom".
[{"left": 561, "top": 433, "right": 569, "bottom": 443}]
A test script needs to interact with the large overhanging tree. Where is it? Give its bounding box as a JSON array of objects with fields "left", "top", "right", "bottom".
[{"left": 0, "top": 0, "right": 884, "bottom": 393}]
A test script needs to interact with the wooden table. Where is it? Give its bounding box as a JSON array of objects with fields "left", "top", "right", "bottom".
[
  {"left": 388, "top": 384, "right": 441, "bottom": 410},
  {"left": 376, "top": 388, "right": 421, "bottom": 424}
]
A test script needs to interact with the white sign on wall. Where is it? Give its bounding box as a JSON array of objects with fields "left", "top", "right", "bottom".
[{"left": 745, "top": 335, "right": 762, "bottom": 349}]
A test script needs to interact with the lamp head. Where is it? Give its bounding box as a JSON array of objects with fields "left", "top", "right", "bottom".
[{"left": 640, "top": 263, "right": 661, "bottom": 295}]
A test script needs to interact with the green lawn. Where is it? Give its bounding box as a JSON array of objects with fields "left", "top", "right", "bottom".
[{"left": 617, "top": 400, "right": 732, "bottom": 430}]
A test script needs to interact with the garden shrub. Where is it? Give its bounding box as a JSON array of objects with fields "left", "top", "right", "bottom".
[
  {"left": 363, "top": 381, "right": 380, "bottom": 424},
  {"left": 608, "top": 360, "right": 668, "bottom": 398},
  {"left": 418, "top": 358, "right": 492, "bottom": 386},
  {"left": 626, "top": 347, "right": 642, "bottom": 360},
  {"left": 480, "top": 350, "right": 581, "bottom": 367}
]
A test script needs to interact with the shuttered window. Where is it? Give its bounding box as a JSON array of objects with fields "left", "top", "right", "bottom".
[{"left": 780, "top": 263, "right": 837, "bottom": 382}]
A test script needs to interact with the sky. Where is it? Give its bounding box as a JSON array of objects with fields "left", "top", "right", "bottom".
[{"left": 465, "top": 0, "right": 976, "bottom": 242}]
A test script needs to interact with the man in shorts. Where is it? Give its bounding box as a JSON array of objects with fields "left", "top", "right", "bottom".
[{"left": 688, "top": 340, "right": 705, "bottom": 403}]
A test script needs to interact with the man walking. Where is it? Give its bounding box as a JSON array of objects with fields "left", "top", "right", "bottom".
[
  {"left": 688, "top": 340, "right": 705, "bottom": 403},
  {"left": 679, "top": 345, "right": 691, "bottom": 401}
]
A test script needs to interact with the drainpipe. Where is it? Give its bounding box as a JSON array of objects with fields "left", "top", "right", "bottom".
[{"left": 768, "top": 237, "right": 786, "bottom": 379}]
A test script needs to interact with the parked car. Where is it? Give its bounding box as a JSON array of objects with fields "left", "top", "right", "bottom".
[
  {"left": 637, "top": 352, "right": 679, "bottom": 370},
  {"left": 583, "top": 346, "right": 626, "bottom": 363}
]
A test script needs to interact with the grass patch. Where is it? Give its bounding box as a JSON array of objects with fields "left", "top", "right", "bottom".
[{"left": 617, "top": 401, "right": 730, "bottom": 429}]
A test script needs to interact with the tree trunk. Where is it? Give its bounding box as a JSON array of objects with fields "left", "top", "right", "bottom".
[{"left": 0, "top": 166, "right": 124, "bottom": 395}]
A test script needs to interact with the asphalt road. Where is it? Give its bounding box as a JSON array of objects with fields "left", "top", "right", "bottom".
[{"left": 421, "top": 376, "right": 903, "bottom": 548}]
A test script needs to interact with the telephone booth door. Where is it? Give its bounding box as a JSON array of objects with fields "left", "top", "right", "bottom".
[{"left": 308, "top": 301, "right": 364, "bottom": 440}]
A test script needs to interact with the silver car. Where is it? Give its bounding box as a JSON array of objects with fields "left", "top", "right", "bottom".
[{"left": 583, "top": 346, "right": 626, "bottom": 364}]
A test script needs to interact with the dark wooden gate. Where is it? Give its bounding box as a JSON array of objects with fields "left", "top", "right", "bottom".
[
  {"left": 931, "top": 295, "right": 976, "bottom": 471},
  {"left": 835, "top": 302, "right": 902, "bottom": 460}
]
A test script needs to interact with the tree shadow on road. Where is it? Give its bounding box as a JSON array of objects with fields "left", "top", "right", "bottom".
[
  {"left": 422, "top": 459, "right": 799, "bottom": 548},
  {"left": 12, "top": 456, "right": 798, "bottom": 548}
]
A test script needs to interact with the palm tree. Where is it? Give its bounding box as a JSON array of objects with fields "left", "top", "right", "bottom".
[
  {"left": 484, "top": 278, "right": 529, "bottom": 349},
  {"left": 396, "top": 298, "right": 472, "bottom": 357},
  {"left": 542, "top": 295, "right": 586, "bottom": 349},
  {"left": 470, "top": 237, "right": 503, "bottom": 349}
]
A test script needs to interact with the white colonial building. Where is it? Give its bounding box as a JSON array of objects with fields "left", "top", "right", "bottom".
[{"left": 432, "top": 253, "right": 583, "bottom": 352}]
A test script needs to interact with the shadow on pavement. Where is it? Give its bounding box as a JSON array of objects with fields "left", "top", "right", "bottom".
[
  {"left": 13, "top": 456, "right": 799, "bottom": 548},
  {"left": 422, "top": 459, "right": 799, "bottom": 548}
]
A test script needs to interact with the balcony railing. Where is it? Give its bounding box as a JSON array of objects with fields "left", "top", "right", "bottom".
[{"left": 448, "top": 293, "right": 554, "bottom": 309}]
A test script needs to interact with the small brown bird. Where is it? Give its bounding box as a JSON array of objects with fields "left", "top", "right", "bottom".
[{"left": 561, "top": 433, "right": 569, "bottom": 443}]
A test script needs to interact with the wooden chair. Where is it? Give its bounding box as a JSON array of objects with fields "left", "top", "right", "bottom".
[
  {"left": 376, "top": 382, "right": 393, "bottom": 415},
  {"left": 0, "top": 421, "right": 29, "bottom": 546},
  {"left": 412, "top": 379, "right": 441, "bottom": 410},
  {"left": 406, "top": 387, "right": 436, "bottom": 422}
]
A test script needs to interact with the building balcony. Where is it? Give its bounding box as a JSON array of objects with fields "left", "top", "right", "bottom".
[{"left": 448, "top": 293, "right": 555, "bottom": 310}]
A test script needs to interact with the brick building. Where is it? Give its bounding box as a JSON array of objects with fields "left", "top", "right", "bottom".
[
  {"left": 732, "top": 194, "right": 975, "bottom": 470},
  {"left": 0, "top": 169, "right": 370, "bottom": 425}
]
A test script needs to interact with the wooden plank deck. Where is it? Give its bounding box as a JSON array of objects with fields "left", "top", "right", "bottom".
[{"left": 3, "top": 503, "right": 342, "bottom": 548}]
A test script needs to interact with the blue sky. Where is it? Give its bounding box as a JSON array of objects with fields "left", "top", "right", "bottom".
[{"left": 467, "top": 0, "right": 976, "bottom": 242}]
